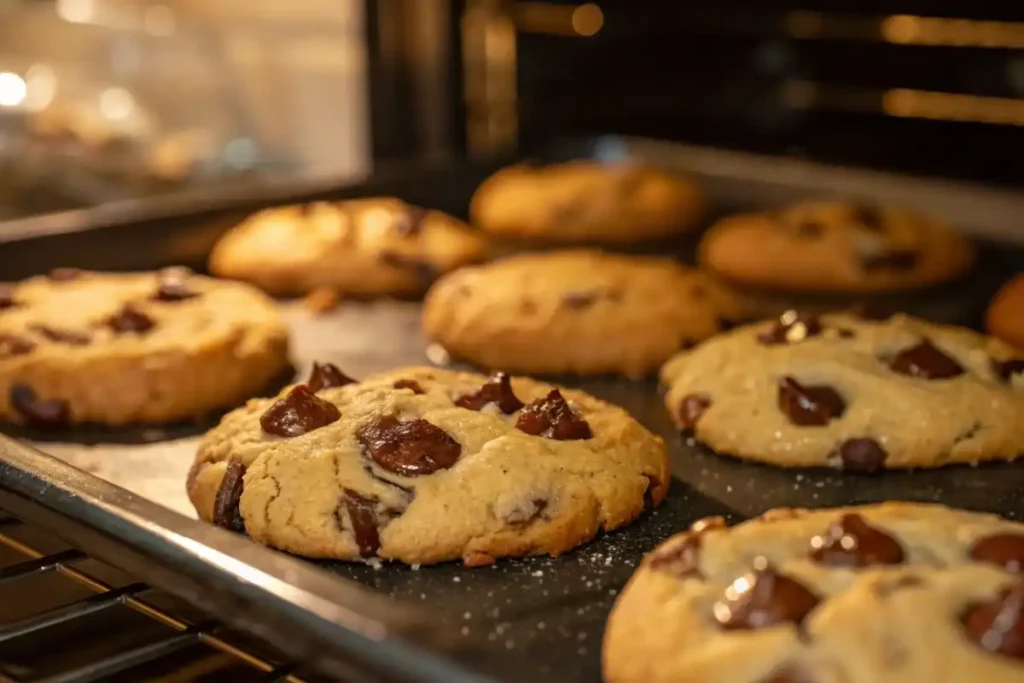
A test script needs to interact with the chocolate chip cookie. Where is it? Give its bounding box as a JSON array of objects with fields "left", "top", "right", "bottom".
[
  {"left": 470, "top": 161, "right": 705, "bottom": 244},
  {"left": 187, "top": 365, "right": 668, "bottom": 566},
  {"left": 422, "top": 250, "right": 745, "bottom": 377},
  {"left": 0, "top": 268, "right": 289, "bottom": 427},
  {"left": 605, "top": 502, "right": 1024, "bottom": 683},
  {"left": 699, "top": 201, "right": 975, "bottom": 292},
  {"left": 987, "top": 274, "right": 1024, "bottom": 350},
  {"left": 209, "top": 198, "right": 488, "bottom": 296},
  {"left": 661, "top": 310, "right": 1024, "bottom": 470}
]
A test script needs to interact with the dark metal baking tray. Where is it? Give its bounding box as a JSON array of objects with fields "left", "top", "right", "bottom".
[{"left": 2, "top": 137, "right": 1024, "bottom": 683}]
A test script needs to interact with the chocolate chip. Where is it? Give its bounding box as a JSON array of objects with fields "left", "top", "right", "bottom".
[
  {"left": 31, "top": 325, "right": 91, "bottom": 346},
  {"left": 48, "top": 268, "right": 84, "bottom": 282},
  {"left": 962, "top": 583, "right": 1024, "bottom": 659},
  {"left": 307, "top": 362, "right": 356, "bottom": 392},
  {"left": 515, "top": 389, "right": 592, "bottom": 440},
  {"left": 393, "top": 205, "right": 428, "bottom": 237},
  {"left": 809, "top": 513, "right": 904, "bottom": 567},
  {"left": 153, "top": 267, "right": 198, "bottom": 302},
  {"left": 106, "top": 305, "right": 155, "bottom": 334},
  {"left": 0, "top": 333, "right": 34, "bottom": 356},
  {"left": 356, "top": 415, "right": 461, "bottom": 476},
  {"left": 9, "top": 385, "right": 70, "bottom": 428},
  {"left": 850, "top": 205, "right": 885, "bottom": 231},
  {"left": 455, "top": 372, "right": 524, "bottom": 414},
  {"left": 758, "top": 311, "right": 823, "bottom": 345},
  {"left": 678, "top": 394, "right": 711, "bottom": 434},
  {"left": 777, "top": 377, "right": 845, "bottom": 426},
  {"left": 562, "top": 291, "right": 597, "bottom": 310},
  {"left": 343, "top": 489, "right": 381, "bottom": 557},
  {"left": 796, "top": 219, "right": 824, "bottom": 238},
  {"left": 971, "top": 534, "right": 1024, "bottom": 573},
  {"left": 393, "top": 379, "right": 425, "bottom": 394},
  {"left": 379, "top": 252, "right": 437, "bottom": 285},
  {"left": 837, "top": 328, "right": 856, "bottom": 339},
  {"left": 0, "top": 284, "right": 18, "bottom": 311},
  {"left": 713, "top": 562, "right": 821, "bottom": 630},
  {"left": 259, "top": 386, "right": 341, "bottom": 437},
  {"left": 860, "top": 250, "right": 919, "bottom": 271},
  {"left": 213, "top": 460, "right": 246, "bottom": 533},
  {"left": 992, "top": 359, "right": 1024, "bottom": 382},
  {"left": 506, "top": 498, "right": 549, "bottom": 526},
  {"left": 836, "top": 438, "right": 888, "bottom": 472},
  {"left": 890, "top": 340, "right": 964, "bottom": 379}
]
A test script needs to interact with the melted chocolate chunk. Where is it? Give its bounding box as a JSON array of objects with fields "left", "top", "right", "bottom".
[
  {"left": 259, "top": 386, "right": 341, "bottom": 437},
  {"left": 678, "top": 395, "right": 711, "bottom": 434},
  {"left": 455, "top": 373, "right": 524, "bottom": 414},
  {"left": 971, "top": 534, "right": 1024, "bottom": 573},
  {"left": 992, "top": 359, "right": 1024, "bottom": 382},
  {"left": 9, "top": 385, "right": 70, "bottom": 428},
  {"left": 378, "top": 252, "right": 437, "bottom": 285},
  {"left": 890, "top": 340, "right": 964, "bottom": 379},
  {"left": 106, "top": 305, "right": 155, "bottom": 334},
  {"left": 356, "top": 415, "right": 461, "bottom": 476},
  {"left": 31, "top": 325, "right": 90, "bottom": 346},
  {"left": 809, "top": 513, "right": 904, "bottom": 567},
  {"left": 0, "top": 333, "right": 34, "bottom": 356},
  {"left": 796, "top": 219, "right": 824, "bottom": 238},
  {"left": 714, "top": 563, "right": 821, "bottom": 630},
  {"left": 837, "top": 328, "right": 856, "bottom": 339},
  {"left": 758, "top": 311, "right": 823, "bottom": 345},
  {"left": 153, "top": 267, "right": 198, "bottom": 302},
  {"left": 777, "top": 377, "right": 846, "bottom": 427},
  {"left": 48, "top": 268, "right": 84, "bottom": 282},
  {"left": 860, "top": 250, "right": 919, "bottom": 272},
  {"left": 849, "top": 205, "right": 885, "bottom": 231},
  {"left": 343, "top": 489, "right": 382, "bottom": 557},
  {"left": 562, "top": 291, "right": 598, "bottom": 310},
  {"left": 962, "top": 583, "right": 1024, "bottom": 660},
  {"left": 393, "top": 205, "right": 428, "bottom": 237},
  {"left": 515, "top": 389, "right": 592, "bottom": 440},
  {"left": 307, "top": 362, "right": 357, "bottom": 392},
  {"left": 0, "top": 284, "right": 18, "bottom": 310},
  {"left": 393, "top": 379, "right": 425, "bottom": 394},
  {"left": 836, "top": 438, "right": 888, "bottom": 472},
  {"left": 213, "top": 460, "right": 246, "bottom": 533}
]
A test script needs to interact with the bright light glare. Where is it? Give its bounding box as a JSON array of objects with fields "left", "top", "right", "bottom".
[
  {"left": 56, "top": 0, "right": 95, "bottom": 23},
  {"left": 0, "top": 72, "right": 27, "bottom": 107},
  {"left": 99, "top": 87, "right": 135, "bottom": 120}
]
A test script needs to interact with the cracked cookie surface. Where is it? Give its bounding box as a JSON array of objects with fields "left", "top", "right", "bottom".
[
  {"left": 470, "top": 161, "right": 705, "bottom": 244},
  {"left": 423, "top": 249, "right": 745, "bottom": 377},
  {"left": 604, "top": 502, "right": 1024, "bottom": 683},
  {"left": 209, "top": 198, "right": 487, "bottom": 296},
  {"left": 661, "top": 311, "right": 1024, "bottom": 470},
  {"left": 0, "top": 268, "right": 289, "bottom": 426},
  {"left": 187, "top": 365, "right": 669, "bottom": 565},
  {"left": 699, "top": 201, "right": 975, "bottom": 293}
]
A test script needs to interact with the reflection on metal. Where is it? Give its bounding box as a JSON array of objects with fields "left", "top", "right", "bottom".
[
  {"left": 513, "top": 2, "right": 603, "bottom": 37},
  {"left": 882, "top": 15, "right": 1024, "bottom": 49},
  {"left": 883, "top": 88, "right": 1024, "bottom": 126},
  {"left": 462, "top": 0, "right": 518, "bottom": 157}
]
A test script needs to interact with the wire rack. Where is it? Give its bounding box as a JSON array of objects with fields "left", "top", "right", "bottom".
[{"left": 0, "top": 509, "right": 311, "bottom": 683}]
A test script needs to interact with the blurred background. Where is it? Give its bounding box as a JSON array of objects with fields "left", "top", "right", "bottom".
[{"left": 0, "top": 0, "right": 1022, "bottom": 222}]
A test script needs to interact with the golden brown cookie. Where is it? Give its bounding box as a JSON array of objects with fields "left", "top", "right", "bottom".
[
  {"left": 605, "top": 502, "right": 1024, "bottom": 683},
  {"left": 422, "top": 250, "right": 745, "bottom": 377},
  {"left": 209, "top": 198, "right": 487, "bottom": 296},
  {"left": 470, "top": 161, "right": 705, "bottom": 244},
  {"left": 987, "top": 274, "right": 1024, "bottom": 350},
  {"left": 0, "top": 268, "right": 289, "bottom": 426},
  {"left": 699, "top": 201, "right": 974, "bottom": 292},
  {"left": 661, "top": 310, "right": 1024, "bottom": 470},
  {"left": 187, "top": 364, "right": 668, "bottom": 566}
]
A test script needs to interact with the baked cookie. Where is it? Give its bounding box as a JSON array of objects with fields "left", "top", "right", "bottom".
[
  {"left": 0, "top": 268, "right": 289, "bottom": 426},
  {"left": 699, "top": 201, "right": 975, "bottom": 292},
  {"left": 422, "top": 250, "right": 745, "bottom": 377},
  {"left": 661, "top": 310, "right": 1024, "bottom": 470},
  {"left": 987, "top": 274, "right": 1024, "bottom": 350},
  {"left": 187, "top": 364, "right": 668, "bottom": 566},
  {"left": 209, "top": 198, "right": 487, "bottom": 296},
  {"left": 605, "top": 502, "right": 1024, "bottom": 683},
  {"left": 470, "top": 160, "right": 704, "bottom": 244}
]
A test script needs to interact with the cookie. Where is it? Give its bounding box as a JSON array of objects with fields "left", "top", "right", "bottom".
[
  {"left": 661, "top": 310, "right": 1024, "bottom": 470},
  {"left": 987, "top": 274, "right": 1024, "bottom": 350},
  {"left": 699, "top": 201, "right": 975, "bottom": 292},
  {"left": 187, "top": 364, "right": 668, "bottom": 566},
  {"left": 470, "top": 161, "right": 705, "bottom": 244},
  {"left": 0, "top": 268, "right": 289, "bottom": 426},
  {"left": 209, "top": 198, "right": 487, "bottom": 296},
  {"left": 422, "top": 250, "right": 745, "bottom": 377},
  {"left": 604, "top": 502, "right": 1024, "bottom": 683}
]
